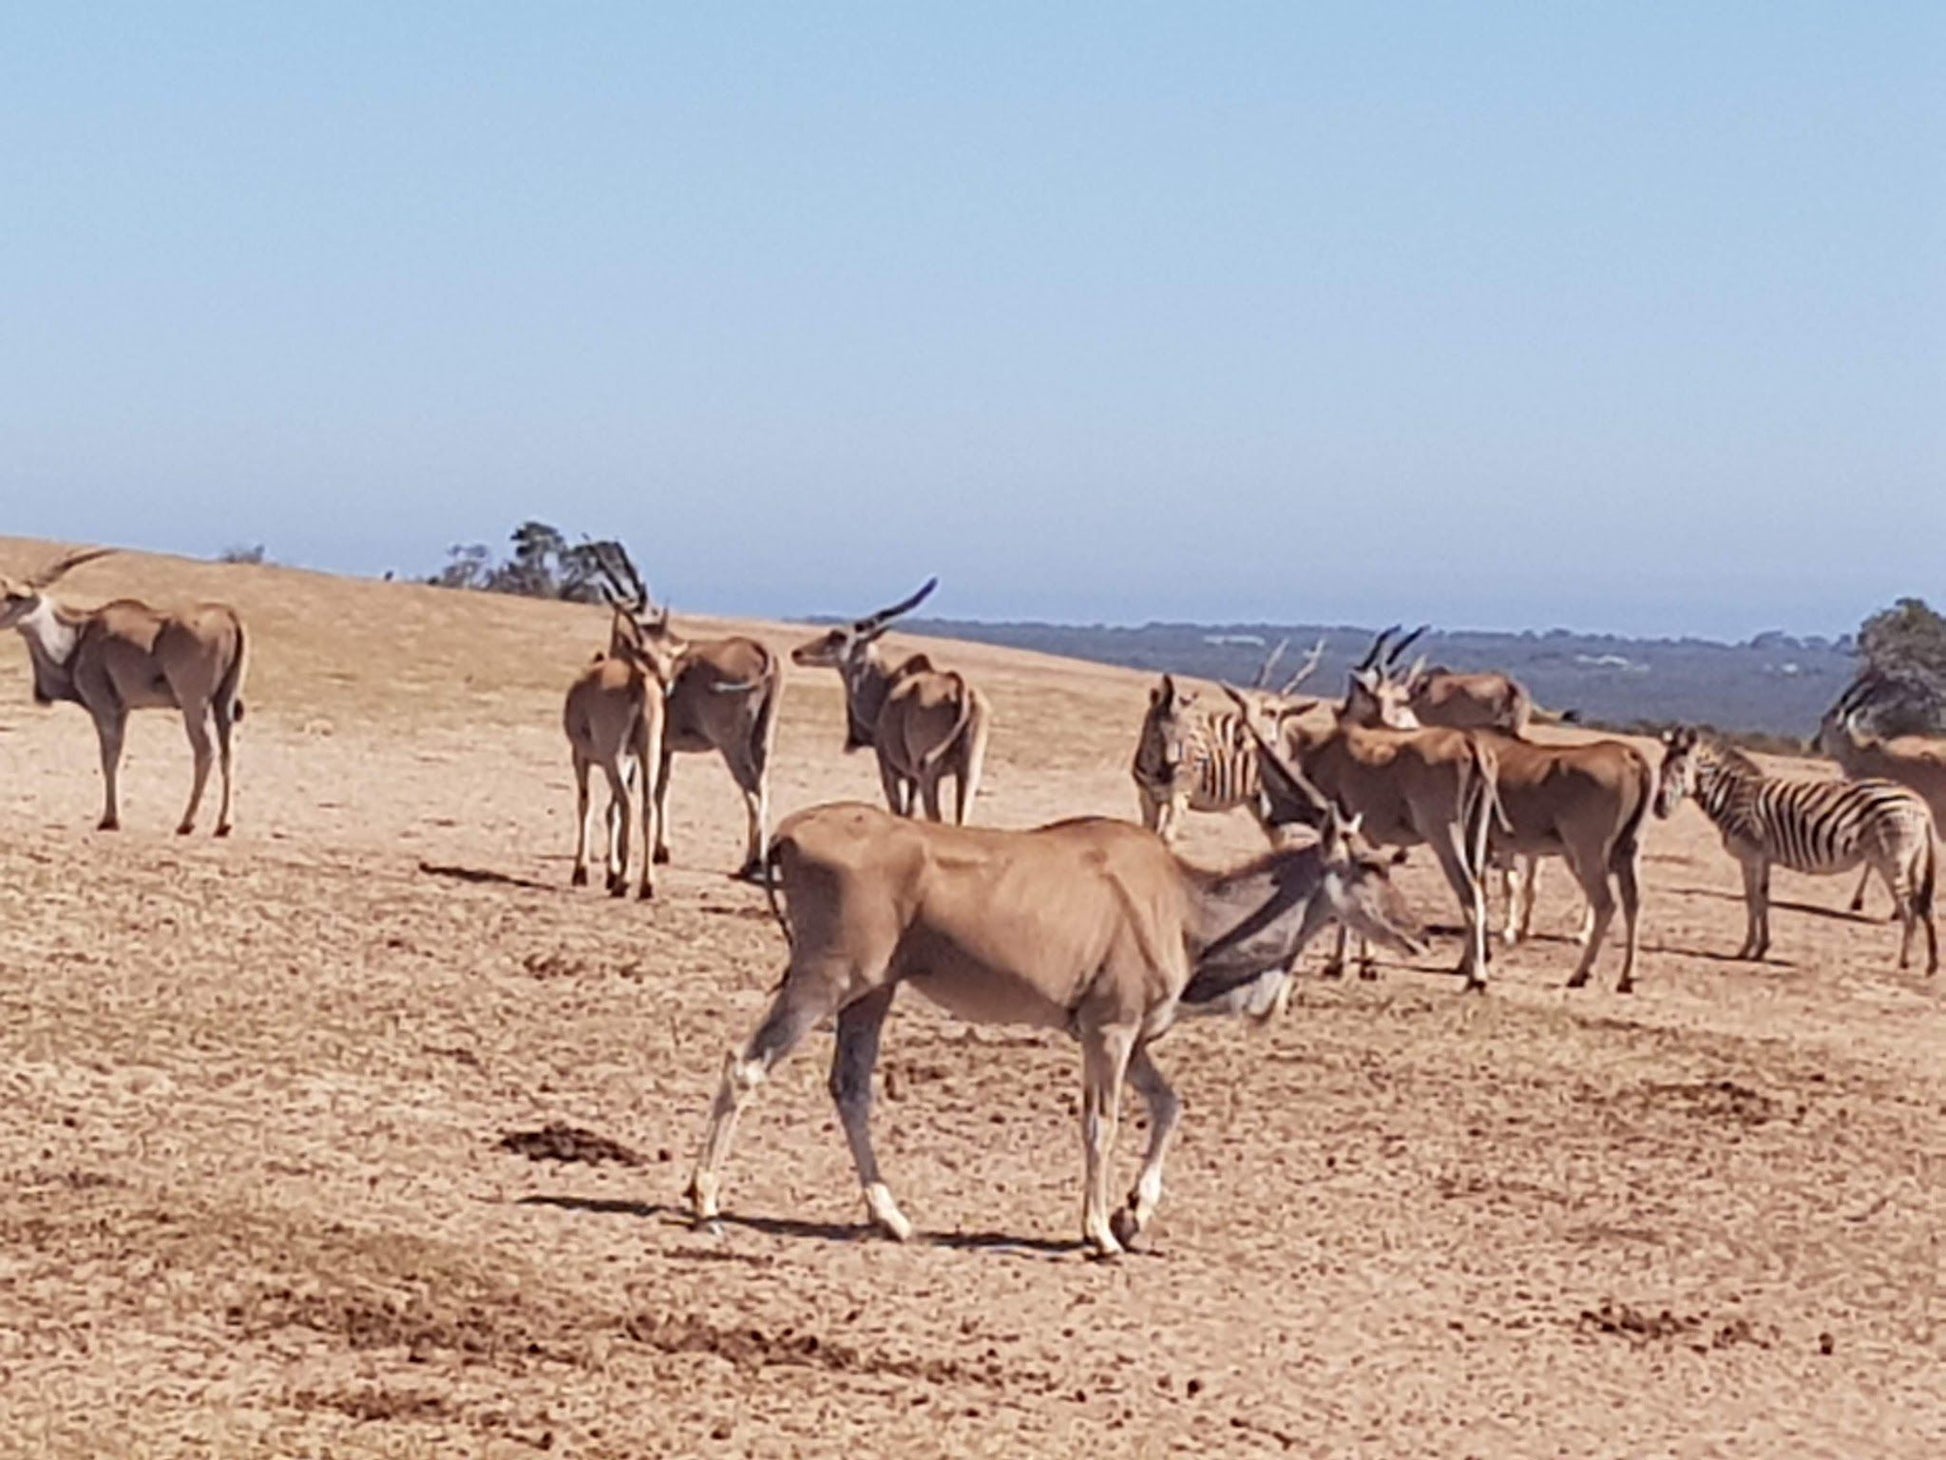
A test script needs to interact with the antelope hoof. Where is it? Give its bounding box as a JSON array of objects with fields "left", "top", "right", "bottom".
[
  {"left": 97, "top": 816, "right": 120, "bottom": 832},
  {"left": 1083, "top": 1231, "right": 1126, "bottom": 1262},
  {"left": 685, "top": 1175, "right": 720, "bottom": 1222},
  {"left": 1564, "top": 971, "right": 1590, "bottom": 990},
  {"left": 653, "top": 846, "right": 672, "bottom": 866},
  {"left": 1357, "top": 963, "right": 1379, "bottom": 982},
  {"left": 637, "top": 883, "right": 656, "bottom": 902},
  {"left": 176, "top": 821, "right": 196, "bottom": 836},
  {"left": 570, "top": 867, "right": 589, "bottom": 887},
  {"left": 863, "top": 1184, "right": 914, "bottom": 1242},
  {"left": 214, "top": 823, "right": 233, "bottom": 839},
  {"left": 1318, "top": 961, "right": 1346, "bottom": 981},
  {"left": 1109, "top": 1204, "right": 1145, "bottom": 1251},
  {"left": 731, "top": 860, "right": 766, "bottom": 884},
  {"left": 1615, "top": 978, "right": 1635, "bottom": 995},
  {"left": 1462, "top": 976, "right": 1488, "bottom": 995},
  {"left": 606, "top": 875, "right": 629, "bottom": 898}
]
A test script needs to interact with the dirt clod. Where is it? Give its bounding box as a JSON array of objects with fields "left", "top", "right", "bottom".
[{"left": 497, "top": 1124, "right": 645, "bottom": 1167}]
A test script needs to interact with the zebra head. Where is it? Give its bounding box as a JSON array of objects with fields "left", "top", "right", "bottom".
[
  {"left": 1134, "top": 674, "right": 1199, "bottom": 788},
  {"left": 1654, "top": 726, "right": 1707, "bottom": 818}
]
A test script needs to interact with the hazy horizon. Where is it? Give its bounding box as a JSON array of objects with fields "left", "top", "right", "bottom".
[{"left": 6, "top": 6, "right": 1940, "bottom": 642}]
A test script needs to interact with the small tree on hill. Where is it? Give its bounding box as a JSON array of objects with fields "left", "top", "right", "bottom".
[{"left": 1843, "top": 598, "right": 1946, "bottom": 736}]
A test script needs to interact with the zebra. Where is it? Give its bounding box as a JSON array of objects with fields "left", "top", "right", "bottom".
[
  {"left": 1655, "top": 727, "right": 1937, "bottom": 973},
  {"left": 1131, "top": 643, "right": 1325, "bottom": 845}
]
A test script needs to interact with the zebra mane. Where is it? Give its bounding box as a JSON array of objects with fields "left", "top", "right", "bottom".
[{"left": 1702, "top": 736, "right": 1764, "bottom": 778}]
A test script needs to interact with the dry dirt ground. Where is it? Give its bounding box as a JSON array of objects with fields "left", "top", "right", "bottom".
[{"left": 0, "top": 539, "right": 1940, "bottom": 1458}]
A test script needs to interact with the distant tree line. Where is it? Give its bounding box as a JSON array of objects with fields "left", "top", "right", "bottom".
[{"left": 426, "top": 521, "right": 609, "bottom": 603}]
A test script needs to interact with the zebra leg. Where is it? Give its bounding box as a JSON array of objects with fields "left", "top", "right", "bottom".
[
  {"left": 1736, "top": 855, "right": 1771, "bottom": 961},
  {"left": 1848, "top": 864, "right": 1874, "bottom": 916}
]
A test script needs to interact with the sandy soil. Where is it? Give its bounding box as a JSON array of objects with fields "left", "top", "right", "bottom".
[{"left": 1, "top": 539, "right": 1941, "bottom": 1458}]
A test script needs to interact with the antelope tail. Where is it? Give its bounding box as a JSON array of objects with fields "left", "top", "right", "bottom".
[
  {"left": 761, "top": 836, "right": 793, "bottom": 949},
  {"left": 221, "top": 619, "right": 249, "bottom": 724},
  {"left": 916, "top": 674, "right": 978, "bottom": 775}
]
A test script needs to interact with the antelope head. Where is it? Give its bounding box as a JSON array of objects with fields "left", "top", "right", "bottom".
[
  {"left": 1814, "top": 675, "right": 1879, "bottom": 758},
  {"left": 0, "top": 547, "right": 116, "bottom": 631},
  {"left": 589, "top": 541, "right": 684, "bottom": 656},
  {"left": 790, "top": 578, "right": 940, "bottom": 672},
  {"left": 1222, "top": 684, "right": 1425, "bottom": 957},
  {"left": 1342, "top": 623, "right": 1426, "bottom": 729}
]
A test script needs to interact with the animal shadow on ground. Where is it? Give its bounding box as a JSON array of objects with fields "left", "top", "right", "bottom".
[
  {"left": 517, "top": 1194, "right": 1083, "bottom": 1258},
  {"left": 1672, "top": 885, "right": 1880, "bottom": 927},
  {"left": 418, "top": 860, "right": 557, "bottom": 892}
]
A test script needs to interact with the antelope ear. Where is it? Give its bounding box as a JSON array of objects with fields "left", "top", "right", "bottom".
[
  {"left": 1387, "top": 846, "right": 1409, "bottom": 866},
  {"left": 1156, "top": 674, "right": 1176, "bottom": 704}
]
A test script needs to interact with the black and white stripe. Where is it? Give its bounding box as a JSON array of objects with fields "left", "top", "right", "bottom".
[
  {"left": 1657, "top": 730, "right": 1937, "bottom": 972},
  {"left": 1133, "top": 680, "right": 1289, "bottom": 842}
]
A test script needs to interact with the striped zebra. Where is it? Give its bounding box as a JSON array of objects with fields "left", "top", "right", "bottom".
[
  {"left": 1131, "top": 643, "right": 1325, "bottom": 846},
  {"left": 1655, "top": 727, "right": 1937, "bottom": 973},
  {"left": 1132, "top": 675, "right": 1312, "bottom": 845}
]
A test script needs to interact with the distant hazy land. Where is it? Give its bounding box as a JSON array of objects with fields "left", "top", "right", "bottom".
[{"left": 906, "top": 619, "right": 1856, "bottom": 741}]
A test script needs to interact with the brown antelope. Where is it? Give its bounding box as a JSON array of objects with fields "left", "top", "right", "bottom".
[
  {"left": 1, "top": 546, "right": 248, "bottom": 835},
  {"left": 1223, "top": 680, "right": 1501, "bottom": 988},
  {"left": 562, "top": 609, "right": 672, "bottom": 898},
  {"left": 1814, "top": 675, "right": 1946, "bottom": 915},
  {"left": 1351, "top": 626, "right": 1593, "bottom": 947},
  {"left": 1131, "top": 639, "right": 1323, "bottom": 844},
  {"left": 590, "top": 544, "right": 783, "bottom": 880},
  {"left": 1365, "top": 624, "right": 1551, "bottom": 734},
  {"left": 790, "top": 581, "right": 991, "bottom": 824},
  {"left": 1656, "top": 727, "right": 1937, "bottom": 973},
  {"left": 684, "top": 797, "right": 1425, "bottom": 1257}
]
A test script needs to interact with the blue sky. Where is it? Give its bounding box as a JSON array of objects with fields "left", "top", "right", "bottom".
[{"left": 4, "top": 4, "right": 1940, "bottom": 638}]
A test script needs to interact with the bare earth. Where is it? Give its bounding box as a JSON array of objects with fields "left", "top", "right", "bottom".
[{"left": 1, "top": 540, "right": 1940, "bottom": 1458}]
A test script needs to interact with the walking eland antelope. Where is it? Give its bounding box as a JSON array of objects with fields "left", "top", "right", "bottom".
[
  {"left": 1131, "top": 639, "right": 1324, "bottom": 844},
  {"left": 1656, "top": 727, "right": 1938, "bottom": 973},
  {"left": 590, "top": 544, "right": 782, "bottom": 881},
  {"left": 684, "top": 797, "right": 1425, "bottom": 1257},
  {"left": 790, "top": 580, "right": 991, "bottom": 824},
  {"left": 1223, "top": 682, "right": 1502, "bottom": 988},
  {"left": 1813, "top": 675, "right": 1946, "bottom": 916},
  {"left": 0, "top": 546, "right": 248, "bottom": 835},
  {"left": 562, "top": 608, "right": 672, "bottom": 898}
]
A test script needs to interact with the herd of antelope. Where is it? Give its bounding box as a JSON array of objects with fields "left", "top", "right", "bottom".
[{"left": 3, "top": 542, "right": 1939, "bottom": 1255}]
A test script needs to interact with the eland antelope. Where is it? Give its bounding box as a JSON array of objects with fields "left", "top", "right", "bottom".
[
  {"left": 1344, "top": 647, "right": 1654, "bottom": 991},
  {"left": 1814, "top": 675, "right": 1946, "bottom": 916},
  {"left": 1, "top": 546, "right": 248, "bottom": 835},
  {"left": 684, "top": 796, "right": 1425, "bottom": 1257},
  {"left": 1132, "top": 640, "right": 1324, "bottom": 844},
  {"left": 790, "top": 581, "right": 991, "bottom": 824},
  {"left": 1224, "top": 681, "right": 1501, "bottom": 988},
  {"left": 590, "top": 544, "right": 783, "bottom": 880},
  {"left": 1657, "top": 727, "right": 1937, "bottom": 973},
  {"left": 562, "top": 609, "right": 672, "bottom": 898}
]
